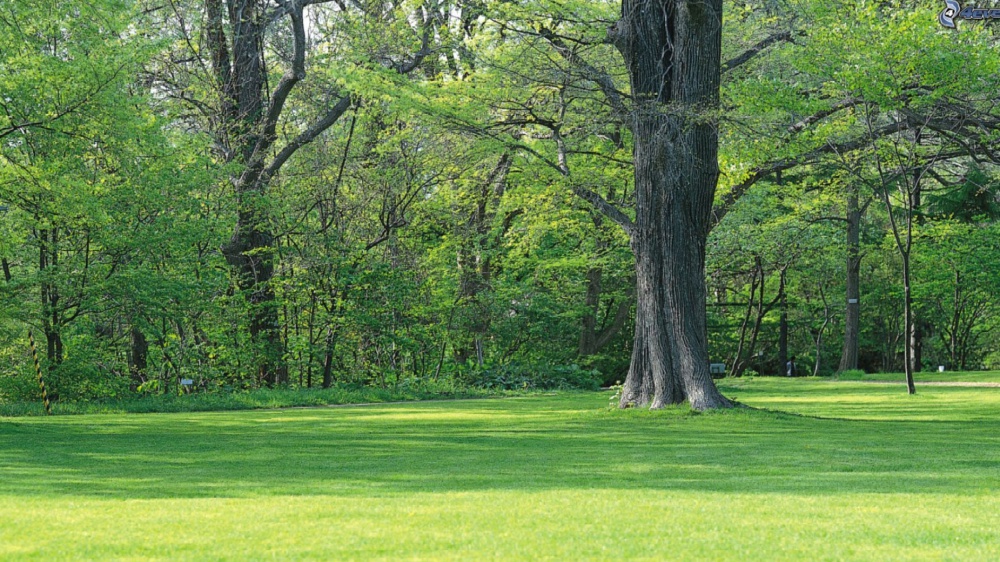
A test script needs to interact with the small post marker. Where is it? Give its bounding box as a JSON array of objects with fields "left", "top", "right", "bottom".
[{"left": 28, "top": 331, "right": 52, "bottom": 415}]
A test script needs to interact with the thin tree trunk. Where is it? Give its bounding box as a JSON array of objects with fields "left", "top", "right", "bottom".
[
  {"left": 730, "top": 262, "right": 761, "bottom": 377},
  {"left": 321, "top": 326, "right": 336, "bottom": 389},
  {"left": 949, "top": 270, "right": 961, "bottom": 368},
  {"left": 910, "top": 320, "right": 923, "bottom": 374},
  {"left": 731, "top": 260, "right": 781, "bottom": 378},
  {"left": 130, "top": 326, "right": 149, "bottom": 389},
  {"left": 579, "top": 267, "right": 632, "bottom": 357},
  {"left": 902, "top": 251, "right": 915, "bottom": 393},
  {"left": 838, "top": 188, "right": 862, "bottom": 372},
  {"left": 813, "top": 286, "right": 830, "bottom": 377},
  {"left": 908, "top": 166, "right": 924, "bottom": 376},
  {"left": 38, "top": 227, "right": 64, "bottom": 368},
  {"left": 778, "top": 269, "right": 788, "bottom": 376},
  {"left": 579, "top": 263, "right": 603, "bottom": 356}
]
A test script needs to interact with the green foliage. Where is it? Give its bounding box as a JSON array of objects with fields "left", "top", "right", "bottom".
[
  {"left": 836, "top": 369, "right": 867, "bottom": 381},
  {"left": 4, "top": 0, "right": 1000, "bottom": 406},
  {"left": 0, "top": 381, "right": 512, "bottom": 417},
  {"left": 463, "top": 361, "right": 602, "bottom": 391}
]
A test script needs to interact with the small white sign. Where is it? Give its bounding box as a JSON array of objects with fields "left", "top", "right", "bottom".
[
  {"left": 180, "top": 378, "right": 194, "bottom": 386},
  {"left": 848, "top": 298, "right": 859, "bottom": 304},
  {"left": 938, "top": 366, "right": 945, "bottom": 373}
]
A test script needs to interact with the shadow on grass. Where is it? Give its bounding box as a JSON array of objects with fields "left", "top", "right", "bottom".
[{"left": 1, "top": 393, "right": 999, "bottom": 500}]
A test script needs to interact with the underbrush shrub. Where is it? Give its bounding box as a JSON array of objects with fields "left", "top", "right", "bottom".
[
  {"left": 466, "top": 361, "right": 601, "bottom": 390},
  {"left": 46, "top": 347, "right": 131, "bottom": 401},
  {"left": 984, "top": 352, "right": 1000, "bottom": 371},
  {"left": 0, "top": 381, "right": 507, "bottom": 417},
  {"left": 836, "top": 369, "right": 866, "bottom": 380},
  {"left": 0, "top": 363, "right": 39, "bottom": 403}
]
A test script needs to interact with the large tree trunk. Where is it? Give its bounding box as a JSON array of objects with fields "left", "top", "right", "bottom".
[
  {"left": 838, "top": 188, "right": 861, "bottom": 372},
  {"left": 612, "top": 0, "right": 731, "bottom": 410}
]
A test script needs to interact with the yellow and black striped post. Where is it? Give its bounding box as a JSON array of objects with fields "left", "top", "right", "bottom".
[{"left": 28, "top": 331, "right": 51, "bottom": 415}]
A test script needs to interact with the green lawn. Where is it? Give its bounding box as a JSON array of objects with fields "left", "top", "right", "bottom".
[{"left": 3, "top": 378, "right": 1000, "bottom": 560}]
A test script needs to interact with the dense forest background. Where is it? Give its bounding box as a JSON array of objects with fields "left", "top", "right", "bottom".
[{"left": 2, "top": 0, "right": 1000, "bottom": 402}]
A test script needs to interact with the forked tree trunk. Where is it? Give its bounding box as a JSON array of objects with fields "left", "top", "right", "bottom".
[
  {"left": 578, "top": 219, "right": 632, "bottom": 359},
  {"left": 613, "top": 0, "right": 731, "bottom": 410}
]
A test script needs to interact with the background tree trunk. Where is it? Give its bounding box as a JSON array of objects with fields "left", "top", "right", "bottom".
[
  {"left": 130, "top": 326, "right": 149, "bottom": 389},
  {"left": 778, "top": 269, "right": 788, "bottom": 376},
  {"left": 578, "top": 214, "right": 632, "bottom": 358},
  {"left": 838, "top": 188, "right": 862, "bottom": 372}
]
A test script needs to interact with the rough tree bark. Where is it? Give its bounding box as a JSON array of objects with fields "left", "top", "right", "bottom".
[{"left": 612, "top": 0, "right": 732, "bottom": 410}]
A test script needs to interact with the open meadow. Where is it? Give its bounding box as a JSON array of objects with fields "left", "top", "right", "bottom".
[{"left": 2, "top": 376, "right": 1000, "bottom": 560}]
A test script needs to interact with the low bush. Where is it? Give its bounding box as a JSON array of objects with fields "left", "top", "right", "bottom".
[
  {"left": 0, "top": 381, "right": 521, "bottom": 417},
  {"left": 465, "top": 361, "right": 602, "bottom": 391},
  {"left": 836, "top": 369, "right": 866, "bottom": 380}
]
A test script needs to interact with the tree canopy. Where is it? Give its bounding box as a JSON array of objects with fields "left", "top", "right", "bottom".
[{"left": 3, "top": 0, "right": 1000, "bottom": 407}]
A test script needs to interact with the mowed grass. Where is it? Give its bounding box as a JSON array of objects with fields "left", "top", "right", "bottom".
[{"left": 2, "top": 377, "right": 1000, "bottom": 560}]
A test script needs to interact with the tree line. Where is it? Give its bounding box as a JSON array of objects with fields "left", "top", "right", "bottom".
[{"left": 2, "top": 0, "right": 999, "bottom": 407}]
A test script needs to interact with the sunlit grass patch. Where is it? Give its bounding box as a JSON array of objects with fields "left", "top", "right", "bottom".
[{"left": 2, "top": 382, "right": 1000, "bottom": 559}]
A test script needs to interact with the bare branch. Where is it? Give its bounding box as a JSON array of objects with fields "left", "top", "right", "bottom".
[
  {"left": 787, "top": 98, "right": 864, "bottom": 135},
  {"left": 264, "top": 93, "right": 352, "bottom": 180},
  {"left": 261, "top": 5, "right": 306, "bottom": 145},
  {"left": 722, "top": 31, "right": 798, "bottom": 74},
  {"left": 594, "top": 295, "right": 633, "bottom": 350},
  {"left": 538, "top": 26, "right": 627, "bottom": 116},
  {"left": 570, "top": 185, "right": 634, "bottom": 234},
  {"left": 265, "top": 0, "right": 342, "bottom": 26},
  {"left": 712, "top": 121, "right": 910, "bottom": 227},
  {"left": 393, "top": 7, "right": 434, "bottom": 75}
]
